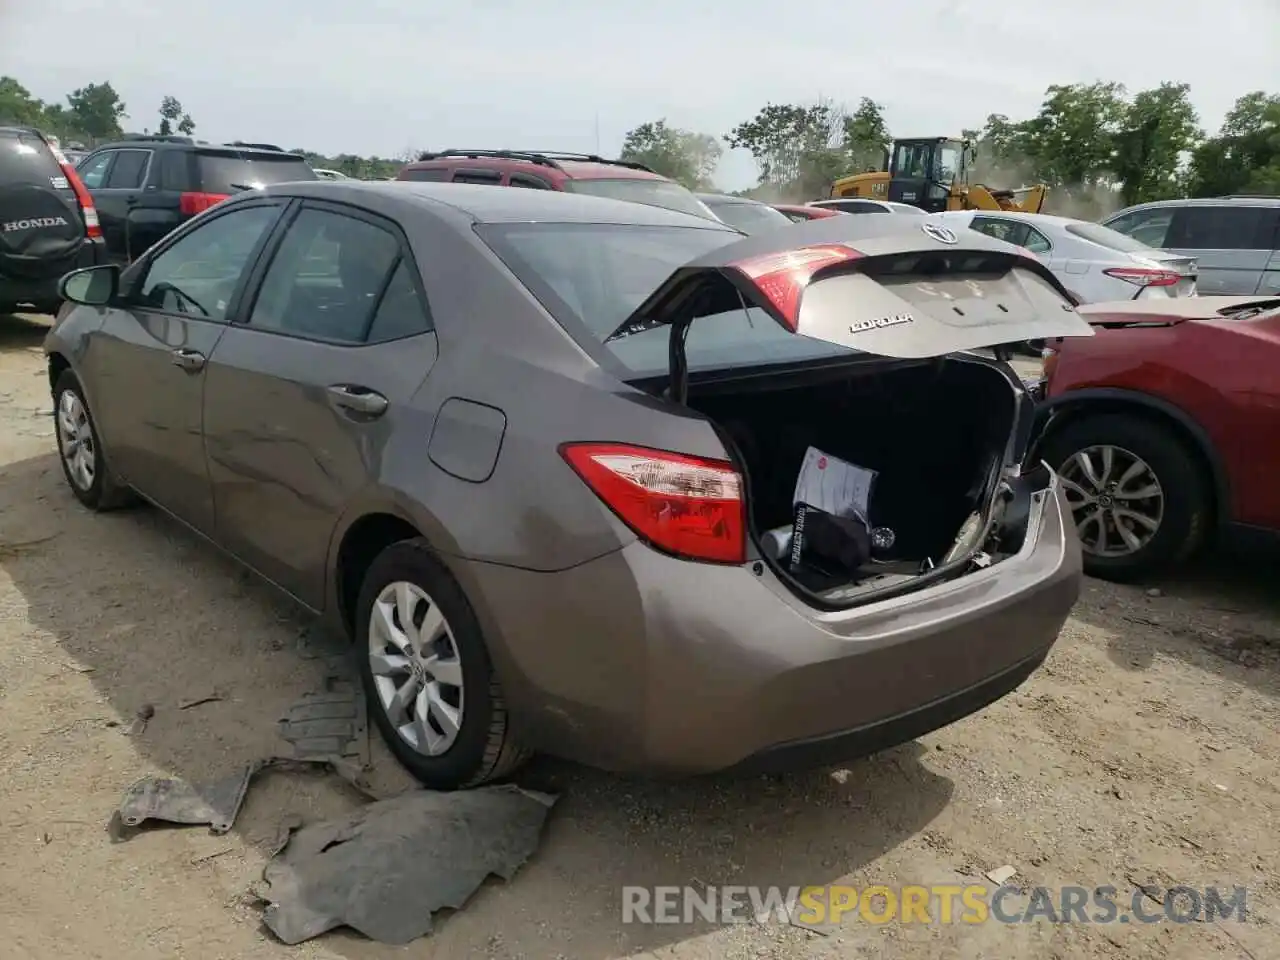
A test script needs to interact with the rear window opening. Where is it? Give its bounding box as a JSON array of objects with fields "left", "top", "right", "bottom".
[{"left": 196, "top": 150, "right": 317, "bottom": 194}]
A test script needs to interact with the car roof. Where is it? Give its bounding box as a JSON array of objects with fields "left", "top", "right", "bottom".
[
  {"left": 1107, "top": 196, "right": 1280, "bottom": 218},
  {"left": 402, "top": 152, "right": 664, "bottom": 182},
  {"left": 87, "top": 137, "right": 302, "bottom": 159},
  {"left": 935, "top": 210, "right": 1087, "bottom": 230},
  {"left": 255, "top": 179, "right": 741, "bottom": 228}
]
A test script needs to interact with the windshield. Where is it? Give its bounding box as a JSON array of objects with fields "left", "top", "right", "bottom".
[
  {"left": 702, "top": 199, "right": 792, "bottom": 235},
  {"left": 562, "top": 178, "right": 718, "bottom": 220},
  {"left": 475, "top": 222, "right": 857, "bottom": 377},
  {"left": 197, "top": 151, "right": 317, "bottom": 193},
  {"left": 1065, "top": 221, "right": 1160, "bottom": 254},
  {"left": 934, "top": 144, "right": 961, "bottom": 181}
]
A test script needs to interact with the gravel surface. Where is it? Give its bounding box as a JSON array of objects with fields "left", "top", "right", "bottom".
[{"left": 1, "top": 312, "right": 1277, "bottom": 959}]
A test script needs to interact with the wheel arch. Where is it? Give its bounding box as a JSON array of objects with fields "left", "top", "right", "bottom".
[{"left": 1031, "top": 388, "right": 1231, "bottom": 531}]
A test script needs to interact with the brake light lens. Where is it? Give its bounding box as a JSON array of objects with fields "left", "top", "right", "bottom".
[
  {"left": 560, "top": 442, "right": 746, "bottom": 564},
  {"left": 1103, "top": 266, "right": 1180, "bottom": 287},
  {"left": 60, "top": 163, "right": 101, "bottom": 239},
  {"left": 728, "top": 243, "right": 864, "bottom": 330},
  {"left": 179, "top": 192, "right": 231, "bottom": 216}
]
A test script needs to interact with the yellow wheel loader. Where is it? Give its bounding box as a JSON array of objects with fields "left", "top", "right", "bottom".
[{"left": 829, "top": 137, "right": 1047, "bottom": 214}]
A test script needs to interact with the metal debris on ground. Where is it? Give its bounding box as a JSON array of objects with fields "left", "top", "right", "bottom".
[
  {"left": 179, "top": 692, "right": 226, "bottom": 710},
  {"left": 275, "top": 673, "right": 369, "bottom": 771},
  {"left": 110, "top": 673, "right": 376, "bottom": 838},
  {"left": 125, "top": 702, "right": 155, "bottom": 737},
  {"left": 112, "top": 763, "right": 259, "bottom": 837},
  {"left": 256, "top": 785, "right": 557, "bottom": 945}
]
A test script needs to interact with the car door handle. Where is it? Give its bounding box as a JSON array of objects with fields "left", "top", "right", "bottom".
[
  {"left": 326, "top": 384, "right": 388, "bottom": 417},
  {"left": 170, "top": 348, "right": 205, "bottom": 372}
]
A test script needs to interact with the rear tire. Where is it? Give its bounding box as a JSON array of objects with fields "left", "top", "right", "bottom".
[
  {"left": 355, "top": 538, "right": 530, "bottom": 789},
  {"left": 52, "top": 370, "right": 135, "bottom": 511},
  {"left": 1041, "top": 412, "right": 1210, "bottom": 582}
]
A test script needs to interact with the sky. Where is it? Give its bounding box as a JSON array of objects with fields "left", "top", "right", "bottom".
[{"left": 3, "top": 0, "right": 1278, "bottom": 190}]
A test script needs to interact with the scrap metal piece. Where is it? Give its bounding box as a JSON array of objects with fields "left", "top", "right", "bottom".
[
  {"left": 276, "top": 675, "right": 369, "bottom": 770},
  {"left": 259, "top": 785, "right": 557, "bottom": 945},
  {"left": 115, "top": 763, "right": 261, "bottom": 835}
]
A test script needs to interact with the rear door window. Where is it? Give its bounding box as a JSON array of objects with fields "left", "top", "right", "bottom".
[
  {"left": 196, "top": 150, "right": 317, "bottom": 193},
  {"left": 1104, "top": 207, "right": 1174, "bottom": 248},
  {"left": 400, "top": 167, "right": 451, "bottom": 182},
  {"left": 103, "top": 149, "right": 151, "bottom": 189},
  {"left": 452, "top": 169, "right": 503, "bottom": 185},
  {"left": 247, "top": 206, "right": 402, "bottom": 343},
  {"left": 0, "top": 130, "right": 65, "bottom": 186},
  {"left": 1166, "top": 206, "right": 1278, "bottom": 251},
  {"left": 970, "top": 217, "right": 1030, "bottom": 246},
  {"left": 509, "top": 173, "right": 551, "bottom": 189},
  {"left": 158, "top": 151, "right": 191, "bottom": 191}
]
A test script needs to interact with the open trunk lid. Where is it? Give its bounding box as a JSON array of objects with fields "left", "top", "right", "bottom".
[{"left": 606, "top": 217, "right": 1094, "bottom": 368}]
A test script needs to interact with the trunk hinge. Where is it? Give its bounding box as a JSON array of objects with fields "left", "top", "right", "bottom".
[{"left": 666, "top": 316, "right": 692, "bottom": 406}]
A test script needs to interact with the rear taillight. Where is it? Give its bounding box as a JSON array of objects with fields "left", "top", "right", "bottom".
[
  {"left": 1103, "top": 266, "right": 1180, "bottom": 287},
  {"left": 61, "top": 163, "right": 101, "bottom": 239},
  {"left": 728, "top": 244, "right": 865, "bottom": 330},
  {"left": 179, "top": 192, "right": 231, "bottom": 216},
  {"left": 560, "top": 442, "right": 746, "bottom": 564}
]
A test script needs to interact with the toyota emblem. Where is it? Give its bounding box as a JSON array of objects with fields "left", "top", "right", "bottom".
[{"left": 922, "top": 222, "right": 958, "bottom": 244}]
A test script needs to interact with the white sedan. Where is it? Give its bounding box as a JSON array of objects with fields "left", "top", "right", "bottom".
[{"left": 929, "top": 210, "right": 1197, "bottom": 304}]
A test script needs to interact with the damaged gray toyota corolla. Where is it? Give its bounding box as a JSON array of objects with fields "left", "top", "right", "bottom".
[{"left": 44, "top": 182, "right": 1089, "bottom": 790}]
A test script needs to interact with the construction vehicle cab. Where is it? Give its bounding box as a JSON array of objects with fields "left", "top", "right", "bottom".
[{"left": 830, "top": 137, "right": 1047, "bottom": 214}]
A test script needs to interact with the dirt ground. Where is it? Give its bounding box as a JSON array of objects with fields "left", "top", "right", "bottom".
[{"left": 1, "top": 311, "right": 1277, "bottom": 960}]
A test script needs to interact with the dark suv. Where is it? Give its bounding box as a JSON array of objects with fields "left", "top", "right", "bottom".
[
  {"left": 396, "top": 149, "right": 717, "bottom": 220},
  {"left": 75, "top": 135, "right": 317, "bottom": 263},
  {"left": 0, "top": 126, "right": 104, "bottom": 315}
]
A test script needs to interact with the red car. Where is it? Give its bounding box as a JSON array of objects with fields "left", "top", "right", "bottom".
[
  {"left": 771, "top": 203, "right": 842, "bottom": 222},
  {"left": 396, "top": 149, "right": 717, "bottom": 221},
  {"left": 1029, "top": 296, "right": 1280, "bottom": 581}
]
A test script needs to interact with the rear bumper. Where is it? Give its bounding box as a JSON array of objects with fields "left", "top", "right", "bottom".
[
  {"left": 461, "top": 477, "right": 1082, "bottom": 777},
  {"left": 0, "top": 238, "right": 104, "bottom": 309}
]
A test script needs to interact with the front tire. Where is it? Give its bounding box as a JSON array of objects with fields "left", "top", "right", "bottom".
[
  {"left": 355, "top": 538, "right": 529, "bottom": 789},
  {"left": 1041, "top": 412, "right": 1210, "bottom": 582},
  {"left": 52, "top": 370, "right": 134, "bottom": 511}
]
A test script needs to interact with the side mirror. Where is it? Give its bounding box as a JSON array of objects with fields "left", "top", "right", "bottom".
[{"left": 59, "top": 264, "right": 119, "bottom": 306}]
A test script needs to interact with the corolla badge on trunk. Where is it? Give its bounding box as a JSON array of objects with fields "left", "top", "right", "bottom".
[{"left": 921, "top": 222, "right": 958, "bottom": 244}]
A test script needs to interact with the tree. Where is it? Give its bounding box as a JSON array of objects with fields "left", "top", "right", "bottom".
[
  {"left": 157, "top": 95, "right": 195, "bottom": 137},
  {"left": 1186, "top": 91, "right": 1280, "bottom": 197},
  {"left": 725, "top": 100, "right": 850, "bottom": 198},
  {"left": 0, "top": 76, "right": 46, "bottom": 126},
  {"left": 66, "top": 82, "right": 126, "bottom": 140},
  {"left": 619, "top": 119, "right": 721, "bottom": 189},
  {"left": 1017, "top": 82, "right": 1129, "bottom": 187},
  {"left": 841, "top": 97, "right": 891, "bottom": 172},
  {"left": 1110, "top": 83, "right": 1200, "bottom": 206}
]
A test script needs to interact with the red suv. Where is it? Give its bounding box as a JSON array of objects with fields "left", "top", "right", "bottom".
[
  {"left": 396, "top": 150, "right": 717, "bottom": 221},
  {"left": 1029, "top": 296, "right": 1280, "bottom": 581}
]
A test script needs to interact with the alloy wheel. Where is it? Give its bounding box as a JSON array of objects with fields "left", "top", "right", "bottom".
[
  {"left": 56, "top": 389, "right": 96, "bottom": 492},
  {"left": 367, "top": 581, "right": 465, "bottom": 756},
  {"left": 1058, "top": 444, "right": 1164, "bottom": 558}
]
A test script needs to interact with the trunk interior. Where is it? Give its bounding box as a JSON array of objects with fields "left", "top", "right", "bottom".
[{"left": 689, "top": 356, "right": 1022, "bottom": 605}]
